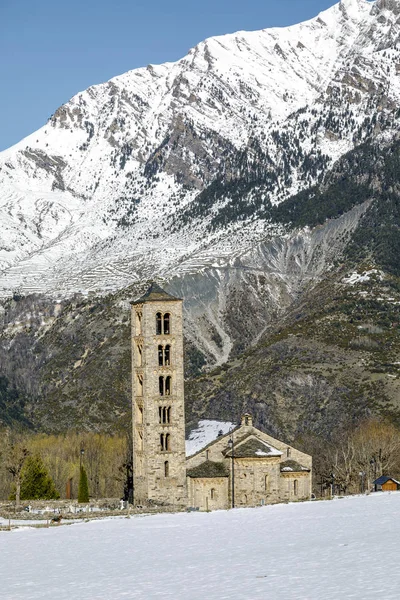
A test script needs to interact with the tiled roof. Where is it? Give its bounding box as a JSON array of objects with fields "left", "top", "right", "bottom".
[
  {"left": 186, "top": 461, "right": 229, "bottom": 479},
  {"left": 225, "top": 437, "right": 282, "bottom": 459},
  {"left": 280, "top": 460, "right": 310, "bottom": 473},
  {"left": 131, "top": 282, "right": 181, "bottom": 304}
]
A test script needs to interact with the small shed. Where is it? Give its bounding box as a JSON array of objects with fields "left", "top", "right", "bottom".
[{"left": 373, "top": 476, "right": 400, "bottom": 492}]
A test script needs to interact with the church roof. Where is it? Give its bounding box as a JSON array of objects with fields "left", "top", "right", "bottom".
[
  {"left": 225, "top": 437, "right": 282, "bottom": 459},
  {"left": 280, "top": 460, "right": 310, "bottom": 473},
  {"left": 131, "top": 282, "right": 181, "bottom": 305},
  {"left": 187, "top": 461, "right": 229, "bottom": 479}
]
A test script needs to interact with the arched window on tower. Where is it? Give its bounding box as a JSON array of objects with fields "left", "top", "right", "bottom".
[
  {"left": 165, "top": 376, "right": 171, "bottom": 395},
  {"left": 163, "top": 313, "right": 170, "bottom": 335},
  {"left": 158, "top": 345, "right": 163, "bottom": 366},
  {"left": 159, "top": 406, "right": 171, "bottom": 424},
  {"left": 156, "top": 312, "right": 162, "bottom": 335},
  {"left": 159, "top": 376, "right": 164, "bottom": 396},
  {"left": 136, "top": 311, "right": 142, "bottom": 335},
  {"left": 136, "top": 374, "right": 143, "bottom": 397},
  {"left": 160, "top": 433, "right": 171, "bottom": 451},
  {"left": 164, "top": 345, "right": 170, "bottom": 366},
  {"left": 137, "top": 343, "right": 143, "bottom": 367},
  {"left": 164, "top": 461, "right": 169, "bottom": 477},
  {"left": 158, "top": 344, "right": 171, "bottom": 367}
]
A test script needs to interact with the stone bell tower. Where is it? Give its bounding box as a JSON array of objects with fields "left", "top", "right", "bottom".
[{"left": 131, "top": 283, "right": 187, "bottom": 506}]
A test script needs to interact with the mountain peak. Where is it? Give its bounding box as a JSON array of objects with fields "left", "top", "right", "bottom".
[
  {"left": 339, "top": 0, "right": 372, "bottom": 17},
  {"left": 0, "top": 0, "right": 398, "bottom": 298}
]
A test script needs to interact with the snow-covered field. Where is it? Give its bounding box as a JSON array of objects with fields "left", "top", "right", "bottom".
[{"left": 1, "top": 493, "right": 400, "bottom": 599}]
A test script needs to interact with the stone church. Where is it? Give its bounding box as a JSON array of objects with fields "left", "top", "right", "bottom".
[{"left": 131, "top": 283, "right": 312, "bottom": 511}]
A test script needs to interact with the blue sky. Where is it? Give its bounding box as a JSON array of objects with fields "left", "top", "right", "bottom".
[{"left": 0, "top": 0, "right": 339, "bottom": 151}]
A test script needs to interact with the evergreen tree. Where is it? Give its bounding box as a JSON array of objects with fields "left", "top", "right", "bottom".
[
  {"left": 78, "top": 466, "right": 89, "bottom": 503},
  {"left": 20, "top": 455, "right": 60, "bottom": 500}
]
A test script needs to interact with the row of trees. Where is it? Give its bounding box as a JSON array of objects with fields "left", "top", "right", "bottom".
[
  {"left": 0, "top": 431, "right": 130, "bottom": 504},
  {"left": 1, "top": 417, "right": 399, "bottom": 503},
  {"left": 297, "top": 418, "right": 400, "bottom": 495}
]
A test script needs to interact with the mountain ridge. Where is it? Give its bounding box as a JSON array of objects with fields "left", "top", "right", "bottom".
[
  {"left": 0, "top": 0, "right": 394, "bottom": 298},
  {"left": 0, "top": 0, "right": 399, "bottom": 436}
]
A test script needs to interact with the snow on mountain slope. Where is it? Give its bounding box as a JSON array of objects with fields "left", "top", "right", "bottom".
[{"left": 0, "top": 0, "right": 399, "bottom": 297}]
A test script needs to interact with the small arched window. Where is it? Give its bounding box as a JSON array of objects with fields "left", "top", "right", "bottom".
[
  {"left": 210, "top": 488, "right": 216, "bottom": 500},
  {"left": 156, "top": 312, "right": 162, "bottom": 335},
  {"left": 287, "top": 448, "right": 291, "bottom": 458},
  {"left": 164, "top": 345, "right": 170, "bottom": 366},
  {"left": 136, "top": 374, "right": 143, "bottom": 397},
  {"left": 294, "top": 479, "right": 298, "bottom": 496},
  {"left": 159, "top": 376, "right": 172, "bottom": 396},
  {"left": 158, "top": 345, "right": 171, "bottom": 367},
  {"left": 164, "top": 461, "right": 169, "bottom": 477},
  {"left": 136, "top": 311, "right": 142, "bottom": 335},
  {"left": 160, "top": 433, "right": 171, "bottom": 451},
  {"left": 136, "top": 343, "right": 143, "bottom": 367},
  {"left": 163, "top": 313, "right": 170, "bottom": 335},
  {"left": 264, "top": 475, "right": 268, "bottom": 492},
  {"left": 158, "top": 345, "right": 163, "bottom": 366},
  {"left": 159, "top": 406, "right": 171, "bottom": 424}
]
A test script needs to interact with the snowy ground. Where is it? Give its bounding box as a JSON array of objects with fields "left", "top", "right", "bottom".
[{"left": 1, "top": 493, "right": 400, "bottom": 600}]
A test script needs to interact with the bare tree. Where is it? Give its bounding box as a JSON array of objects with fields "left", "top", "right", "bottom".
[
  {"left": 351, "top": 419, "right": 400, "bottom": 489},
  {"left": 332, "top": 436, "right": 358, "bottom": 494},
  {"left": 4, "top": 433, "right": 30, "bottom": 507}
]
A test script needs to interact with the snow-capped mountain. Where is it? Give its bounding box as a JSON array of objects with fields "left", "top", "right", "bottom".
[{"left": 1, "top": 0, "right": 399, "bottom": 301}]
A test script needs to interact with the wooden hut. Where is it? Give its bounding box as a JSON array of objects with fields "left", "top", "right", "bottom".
[{"left": 373, "top": 476, "right": 400, "bottom": 492}]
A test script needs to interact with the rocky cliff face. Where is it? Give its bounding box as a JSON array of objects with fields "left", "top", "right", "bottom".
[{"left": 0, "top": 0, "right": 399, "bottom": 433}]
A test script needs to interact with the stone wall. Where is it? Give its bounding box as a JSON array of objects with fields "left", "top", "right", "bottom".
[{"left": 187, "top": 477, "right": 229, "bottom": 511}]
